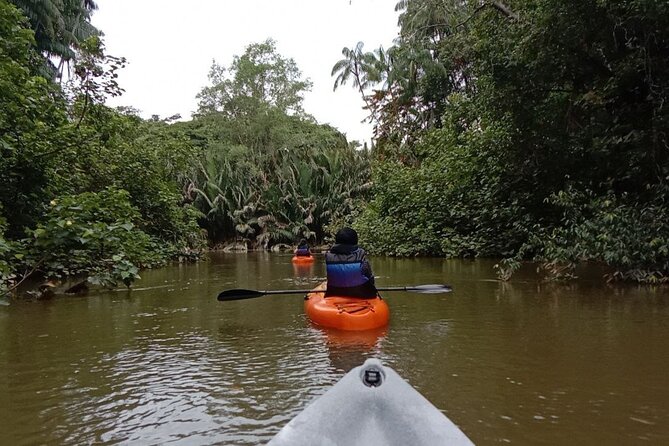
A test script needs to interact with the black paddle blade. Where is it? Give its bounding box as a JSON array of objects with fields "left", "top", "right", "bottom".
[
  {"left": 405, "top": 284, "right": 453, "bottom": 294},
  {"left": 217, "top": 289, "right": 265, "bottom": 301}
]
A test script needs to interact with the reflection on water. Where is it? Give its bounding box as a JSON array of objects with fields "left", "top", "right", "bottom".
[
  {"left": 0, "top": 253, "right": 668, "bottom": 445},
  {"left": 319, "top": 326, "right": 387, "bottom": 373},
  {"left": 291, "top": 262, "right": 316, "bottom": 287}
]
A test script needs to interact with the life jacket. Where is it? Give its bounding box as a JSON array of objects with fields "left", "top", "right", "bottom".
[
  {"left": 325, "top": 246, "right": 377, "bottom": 298},
  {"left": 295, "top": 246, "right": 310, "bottom": 256}
]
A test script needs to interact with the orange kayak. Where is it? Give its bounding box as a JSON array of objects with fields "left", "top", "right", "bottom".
[
  {"left": 304, "top": 283, "right": 390, "bottom": 331},
  {"left": 292, "top": 255, "right": 315, "bottom": 264}
]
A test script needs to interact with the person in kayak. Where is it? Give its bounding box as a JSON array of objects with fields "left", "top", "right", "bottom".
[
  {"left": 295, "top": 239, "right": 311, "bottom": 257},
  {"left": 325, "top": 228, "right": 377, "bottom": 298}
]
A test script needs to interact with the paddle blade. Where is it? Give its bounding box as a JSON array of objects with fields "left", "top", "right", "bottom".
[
  {"left": 405, "top": 284, "right": 453, "bottom": 294},
  {"left": 217, "top": 289, "right": 265, "bottom": 301}
]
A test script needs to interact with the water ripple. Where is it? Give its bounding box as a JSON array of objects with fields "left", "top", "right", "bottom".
[
  {"left": 2, "top": 255, "right": 668, "bottom": 445},
  {"left": 13, "top": 327, "right": 339, "bottom": 446}
]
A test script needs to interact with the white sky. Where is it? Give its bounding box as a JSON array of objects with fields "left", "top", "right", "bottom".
[{"left": 91, "top": 0, "right": 400, "bottom": 145}]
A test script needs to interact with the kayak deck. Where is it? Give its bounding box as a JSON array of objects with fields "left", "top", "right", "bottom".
[
  {"left": 304, "top": 282, "right": 389, "bottom": 331},
  {"left": 268, "top": 358, "right": 474, "bottom": 446}
]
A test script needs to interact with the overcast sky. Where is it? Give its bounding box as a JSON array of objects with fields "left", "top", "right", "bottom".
[{"left": 91, "top": 0, "right": 400, "bottom": 144}]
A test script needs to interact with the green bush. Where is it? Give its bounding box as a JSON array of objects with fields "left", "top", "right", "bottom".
[
  {"left": 0, "top": 210, "right": 17, "bottom": 295},
  {"left": 358, "top": 113, "right": 531, "bottom": 258},
  {"left": 535, "top": 186, "right": 669, "bottom": 283},
  {"left": 355, "top": 162, "right": 445, "bottom": 256},
  {"left": 25, "top": 188, "right": 164, "bottom": 287}
]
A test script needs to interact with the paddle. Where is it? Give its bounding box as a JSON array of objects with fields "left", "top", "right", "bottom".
[{"left": 217, "top": 284, "right": 452, "bottom": 302}]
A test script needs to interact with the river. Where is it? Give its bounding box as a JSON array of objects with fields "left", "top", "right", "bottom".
[{"left": 1, "top": 252, "right": 668, "bottom": 445}]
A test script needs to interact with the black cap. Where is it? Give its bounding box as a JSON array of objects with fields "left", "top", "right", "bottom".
[{"left": 335, "top": 227, "right": 358, "bottom": 245}]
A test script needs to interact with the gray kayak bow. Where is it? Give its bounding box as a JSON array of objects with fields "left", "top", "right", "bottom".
[{"left": 269, "top": 358, "right": 474, "bottom": 446}]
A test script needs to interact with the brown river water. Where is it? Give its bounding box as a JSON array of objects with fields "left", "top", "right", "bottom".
[{"left": 1, "top": 252, "right": 668, "bottom": 445}]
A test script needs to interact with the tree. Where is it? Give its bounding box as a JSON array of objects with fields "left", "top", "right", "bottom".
[
  {"left": 8, "top": 0, "right": 101, "bottom": 77},
  {"left": 197, "top": 39, "right": 312, "bottom": 118},
  {"left": 0, "top": 0, "right": 67, "bottom": 236},
  {"left": 187, "top": 41, "right": 372, "bottom": 247},
  {"left": 1, "top": 1, "right": 204, "bottom": 295},
  {"left": 331, "top": 42, "right": 376, "bottom": 108},
  {"left": 347, "top": 0, "right": 669, "bottom": 282}
]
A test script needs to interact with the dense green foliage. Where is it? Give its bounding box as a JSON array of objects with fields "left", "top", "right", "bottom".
[
  {"left": 8, "top": 0, "right": 100, "bottom": 77},
  {"left": 1, "top": 4, "right": 368, "bottom": 296},
  {"left": 188, "top": 40, "right": 371, "bottom": 247},
  {"left": 0, "top": 210, "right": 15, "bottom": 295},
  {"left": 28, "top": 188, "right": 159, "bottom": 287},
  {"left": 8, "top": 0, "right": 665, "bottom": 293},
  {"left": 1, "top": 0, "right": 66, "bottom": 236},
  {"left": 1, "top": 0, "right": 202, "bottom": 296},
  {"left": 338, "top": 0, "right": 669, "bottom": 282}
]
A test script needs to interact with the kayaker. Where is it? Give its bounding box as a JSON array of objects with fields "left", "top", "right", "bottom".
[
  {"left": 325, "top": 228, "right": 377, "bottom": 298},
  {"left": 295, "top": 239, "right": 311, "bottom": 257}
]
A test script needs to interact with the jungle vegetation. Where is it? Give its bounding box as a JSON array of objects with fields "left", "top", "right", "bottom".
[
  {"left": 334, "top": 0, "right": 669, "bottom": 283},
  {"left": 0, "top": 1, "right": 369, "bottom": 296},
  {"left": 187, "top": 39, "right": 371, "bottom": 248},
  {"left": 2, "top": 0, "right": 668, "bottom": 296},
  {"left": 1, "top": 0, "right": 202, "bottom": 295}
]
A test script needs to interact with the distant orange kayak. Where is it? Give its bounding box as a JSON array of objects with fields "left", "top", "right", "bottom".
[
  {"left": 291, "top": 255, "right": 315, "bottom": 264},
  {"left": 304, "top": 282, "right": 390, "bottom": 331}
]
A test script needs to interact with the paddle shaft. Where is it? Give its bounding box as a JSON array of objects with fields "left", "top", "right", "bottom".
[
  {"left": 217, "top": 284, "right": 452, "bottom": 301},
  {"left": 255, "top": 286, "right": 430, "bottom": 295}
]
